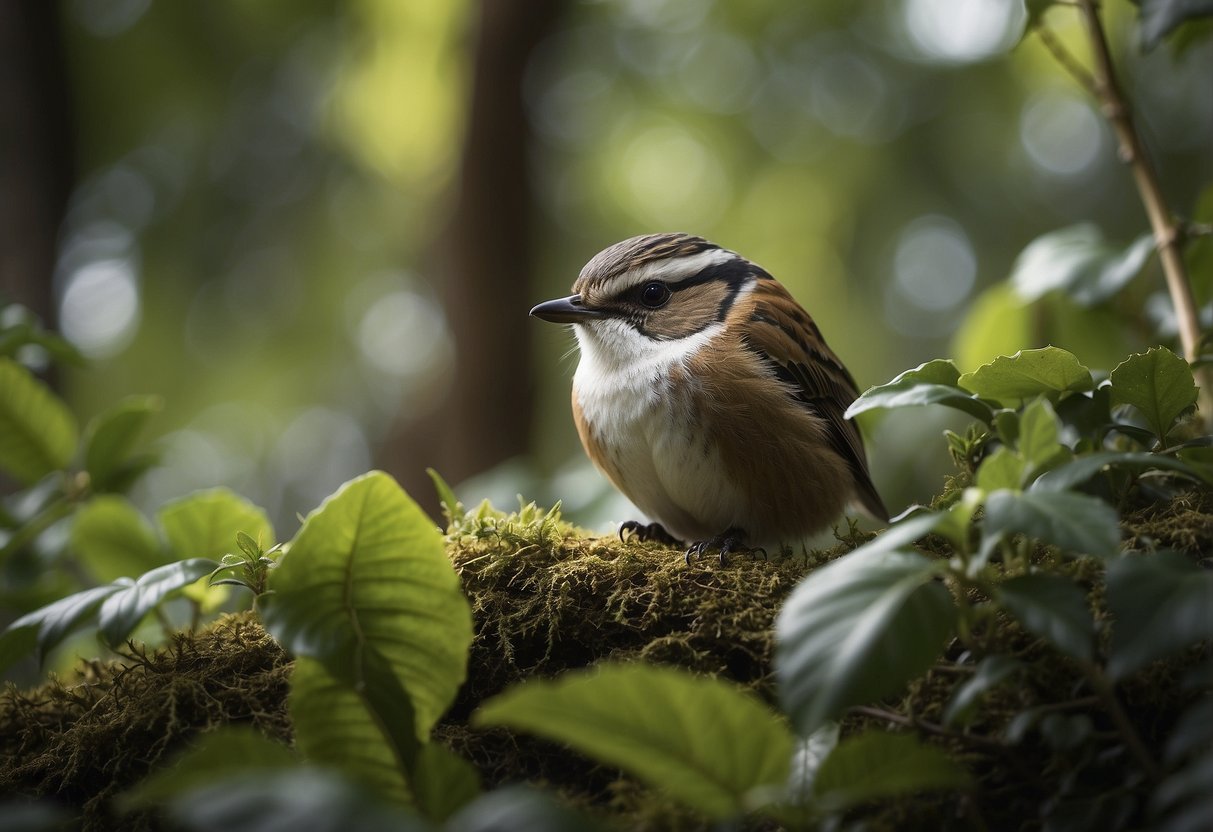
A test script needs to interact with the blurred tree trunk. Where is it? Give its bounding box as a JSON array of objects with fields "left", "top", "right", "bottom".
[
  {"left": 388, "top": 0, "right": 564, "bottom": 517},
  {"left": 0, "top": 1, "right": 73, "bottom": 324}
]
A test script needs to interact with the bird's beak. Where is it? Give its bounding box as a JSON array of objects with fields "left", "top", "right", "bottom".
[{"left": 529, "top": 294, "right": 600, "bottom": 324}]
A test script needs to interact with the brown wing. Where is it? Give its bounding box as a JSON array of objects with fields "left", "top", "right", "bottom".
[{"left": 740, "top": 280, "right": 889, "bottom": 521}]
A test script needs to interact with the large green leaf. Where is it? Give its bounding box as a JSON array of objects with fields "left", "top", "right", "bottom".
[
  {"left": 0, "top": 357, "right": 79, "bottom": 485},
  {"left": 1010, "top": 224, "right": 1153, "bottom": 306},
  {"left": 262, "top": 471, "right": 472, "bottom": 740},
  {"left": 82, "top": 394, "right": 162, "bottom": 492},
  {"left": 775, "top": 549, "right": 955, "bottom": 735},
  {"left": 1108, "top": 348, "right": 1197, "bottom": 444},
  {"left": 959, "top": 348, "right": 1094, "bottom": 403},
  {"left": 1031, "top": 451, "right": 1210, "bottom": 492},
  {"left": 1106, "top": 551, "right": 1213, "bottom": 680},
  {"left": 951, "top": 284, "right": 1033, "bottom": 375},
  {"left": 288, "top": 658, "right": 413, "bottom": 805},
  {"left": 996, "top": 574, "right": 1094, "bottom": 661},
  {"left": 71, "top": 495, "right": 165, "bottom": 583},
  {"left": 159, "top": 488, "right": 275, "bottom": 560},
  {"left": 812, "top": 730, "right": 971, "bottom": 811},
  {"left": 97, "top": 558, "right": 218, "bottom": 646},
  {"left": 983, "top": 489, "right": 1120, "bottom": 558},
  {"left": 474, "top": 663, "right": 794, "bottom": 820},
  {"left": 846, "top": 359, "right": 993, "bottom": 422}
]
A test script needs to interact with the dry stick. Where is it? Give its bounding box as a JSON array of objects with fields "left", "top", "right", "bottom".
[{"left": 1073, "top": 1, "right": 1212, "bottom": 421}]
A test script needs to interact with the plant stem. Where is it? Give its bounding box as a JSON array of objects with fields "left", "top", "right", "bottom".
[
  {"left": 1073, "top": 0, "right": 1211, "bottom": 421},
  {"left": 1083, "top": 663, "right": 1162, "bottom": 781}
]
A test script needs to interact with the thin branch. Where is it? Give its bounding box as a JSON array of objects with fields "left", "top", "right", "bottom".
[
  {"left": 850, "top": 705, "right": 1009, "bottom": 749},
  {"left": 1033, "top": 25, "right": 1098, "bottom": 97},
  {"left": 1083, "top": 664, "right": 1163, "bottom": 781}
]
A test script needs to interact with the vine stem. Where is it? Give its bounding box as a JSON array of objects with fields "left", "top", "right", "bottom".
[{"left": 1071, "top": 0, "right": 1212, "bottom": 423}]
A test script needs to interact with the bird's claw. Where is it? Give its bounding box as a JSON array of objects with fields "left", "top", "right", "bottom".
[
  {"left": 619, "top": 520, "right": 682, "bottom": 546},
  {"left": 684, "top": 528, "right": 753, "bottom": 567}
]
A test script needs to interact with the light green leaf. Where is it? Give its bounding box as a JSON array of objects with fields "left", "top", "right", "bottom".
[
  {"left": 159, "top": 488, "right": 274, "bottom": 560},
  {"left": 1106, "top": 551, "right": 1213, "bottom": 680},
  {"left": 775, "top": 549, "right": 955, "bottom": 735},
  {"left": 0, "top": 357, "right": 79, "bottom": 484},
  {"left": 474, "top": 663, "right": 794, "bottom": 820},
  {"left": 97, "top": 558, "right": 218, "bottom": 646},
  {"left": 410, "top": 744, "right": 480, "bottom": 823},
  {"left": 951, "top": 284, "right": 1033, "bottom": 375},
  {"left": 983, "top": 489, "right": 1120, "bottom": 558},
  {"left": 959, "top": 348, "right": 1095, "bottom": 403},
  {"left": 846, "top": 359, "right": 993, "bottom": 422},
  {"left": 1109, "top": 348, "right": 1198, "bottom": 443},
  {"left": 1017, "top": 399, "right": 1063, "bottom": 473},
  {"left": 426, "top": 468, "right": 464, "bottom": 527},
  {"left": 262, "top": 471, "right": 471, "bottom": 741},
  {"left": 288, "top": 658, "right": 412, "bottom": 805},
  {"left": 71, "top": 495, "right": 165, "bottom": 583},
  {"left": 1010, "top": 224, "right": 1154, "bottom": 306},
  {"left": 996, "top": 575, "right": 1094, "bottom": 661},
  {"left": 120, "top": 726, "right": 297, "bottom": 809},
  {"left": 813, "top": 731, "right": 971, "bottom": 811},
  {"left": 82, "top": 394, "right": 162, "bottom": 491},
  {"left": 975, "top": 447, "right": 1026, "bottom": 492}
]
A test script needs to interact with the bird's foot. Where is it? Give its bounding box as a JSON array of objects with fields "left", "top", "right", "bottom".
[
  {"left": 685, "top": 527, "right": 763, "bottom": 566},
  {"left": 619, "top": 520, "right": 683, "bottom": 547}
]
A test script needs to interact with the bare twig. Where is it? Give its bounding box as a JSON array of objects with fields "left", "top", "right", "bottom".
[
  {"left": 1084, "top": 663, "right": 1163, "bottom": 781},
  {"left": 1034, "top": 24, "right": 1098, "bottom": 97},
  {"left": 850, "top": 705, "right": 1009, "bottom": 749}
]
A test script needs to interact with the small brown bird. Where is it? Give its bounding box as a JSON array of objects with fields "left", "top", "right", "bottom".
[{"left": 530, "top": 233, "right": 887, "bottom": 563}]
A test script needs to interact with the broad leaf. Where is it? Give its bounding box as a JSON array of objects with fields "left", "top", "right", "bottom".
[
  {"left": 97, "top": 558, "right": 218, "bottom": 646},
  {"left": 474, "top": 663, "right": 794, "bottom": 820},
  {"left": 1017, "top": 399, "right": 1063, "bottom": 473},
  {"left": 410, "top": 744, "right": 481, "bottom": 823},
  {"left": 262, "top": 471, "right": 472, "bottom": 740},
  {"left": 776, "top": 549, "right": 955, "bottom": 734},
  {"left": 159, "top": 489, "right": 275, "bottom": 560},
  {"left": 996, "top": 575, "right": 1094, "bottom": 661},
  {"left": 1010, "top": 224, "right": 1153, "bottom": 306},
  {"left": 1031, "top": 451, "right": 1210, "bottom": 492},
  {"left": 448, "top": 786, "right": 609, "bottom": 832},
  {"left": 120, "top": 726, "right": 298, "bottom": 809},
  {"left": 82, "top": 394, "right": 162, "bottom": 491},
  {"left": 813, "top": 731, "right": 971, "bottom": 811},
  {"left": 0, "top": 357, "right": 79, "bottom": 485},
  {"left": 846, "top": 359, "right": 993, "bottom": 422},
  {"left": 951, "top": 284, "right": 1033, "bottom": 376},
  {"left": 959, "top": 348, "right": 1094, "bottom": 403},
  {"left": 71, "top": 495, "right": 165, "bottom": 583},
  {"left": 983, "top": 489, "right": 1120, "bottom": 558},
  {"left": 975, "top": 447, "right": 1026, "bottom": 492},
  {"left": 1106, "top": 551, "right": 1213, "bottom": 679},
  {"left": 1109, "top": 348, "right": 1197, "bottom": 443},
  {"left": 288, "top": 658, "right": 413, "bottom": 805}
]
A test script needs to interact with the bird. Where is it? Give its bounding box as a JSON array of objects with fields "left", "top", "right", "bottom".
[{"left": 530, "top": 232, "right": 888, "bottom": 564}]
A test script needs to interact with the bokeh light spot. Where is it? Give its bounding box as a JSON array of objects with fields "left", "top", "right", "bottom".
[
  {"left": 59, "top": 258, "right": 141, "bottom": 359},
  {"left": 903, "top": 0, "right": 1025, "bottom": 64},
  {"left": 1019, "top": 89, "right": 1104, "bottom": 177}
]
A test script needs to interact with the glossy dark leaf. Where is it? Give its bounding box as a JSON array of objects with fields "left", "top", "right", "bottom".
[
  {"left": 776, "top": 548, "right": 955, "bottom": 734},
  {"left": 983, "top": 489, "right": 1120, "bottom": 558},
  {"left": 996, "top": 574, "right": 1095, "bottom": 661},
  {"left": 1030, "top": 451, "right": 1210, "bottom": 492},
  {"left": 944, "top": 655, "right": 1023, "bottom": 726},
  {"left": 4, "top": 584, "right": 125, "bottom": 668},
  {"left": 846, "top": 360, "right": 994, "bottom": 422},
  {"left": 97, "top": 558, "right": 218, "bottom": 646},
  {"left": 447, "top": 787, "right": 609, "bottom": 832},
  {"left": 1109, "top": 347, "right": 1198, "bottom": 443}
]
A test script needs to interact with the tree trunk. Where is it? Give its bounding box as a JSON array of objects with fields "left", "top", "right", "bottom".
[{"left": 387, "top": 0, "right": 565, "bottom": 517}]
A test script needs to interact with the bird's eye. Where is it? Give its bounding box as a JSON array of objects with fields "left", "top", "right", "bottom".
[{"left": 639, "top": 281, "right": 671, "bottom": 309}]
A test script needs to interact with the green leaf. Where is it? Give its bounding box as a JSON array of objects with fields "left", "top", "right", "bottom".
[
  {"left": 159, "top": 488, "right": 275, "bottom": 560},
  {"left": 846, "top": 359, "right": 993, "bottom": 422},
  {"left": 1106, "top": 551, "right": 1213, "bottom": 679},
  {"left": 996, "top": 575, "right": 1095, "bottom": 661},
  {"left": 983, "top": 489, "right": 1120, "bottom": 558},
  {"left": 70, "top": 496, "right": 165, "bottom": 583},
  {"left": 1031, "top": 451, "right": 1210, "bottom": 492},
  {"left": 82, "top": 394, "right": 162, "bottom": 491},
  {"left": 1017, "top": 399, "right": 1064, "bottom": 473},
  {"left": 120, "top": 726, "right": 297, "bottom": 809},
  {"left": 261, "top": 471, "right": 471, "bottom": 740},
  {"left": 157, "top": 768, "right": 429, "bottom": 832},
  {"left": 951, "top": 284, "right": 1033, "bottom": 375},
  {"left": 426, "top": 468, "right": 464, "bottom": 527},
  {"left": 3, "top": 584, "right": 124, "bottom": 669},
  {"left": 410, "top": 744, "right": 480, "bottom": 823},
  {"left": 1010, "top": 224, "right": 1154, "bottom": 306},
  {"left": 959, "top": 348, "right": 1094, "bottom": 403},
  {"left": 474, "top": 663, "right": 794, "bottom": 820},
  {"left": 97, "top": 558, "right": 218, "bottom": 646},
  {"left": 813, "top": 731, "right": 971, "bottom": 811},
  {"left": 944, "top": 655, "right": 1023, "bottom": 726},
  {"left": 775, "top": 549, "right": 955, "bottom": 735},
  {"left": 288, "top": 658, "right": 413, "bottom": 805},
  {"left": 448, "top": 787, "right": 609, "bottom": 832},
  {"left": 1139, "top": 0, "right": 1213, "bottom": 49},
  {"left": 975, "top": 447, "right": 1026, "bottom": 492},
  {"left": 0, "top": 357, "right": 79, "bottom": 485},
  {"left": 1109, "top": 347, "right": 1197, "bottom": 444}
]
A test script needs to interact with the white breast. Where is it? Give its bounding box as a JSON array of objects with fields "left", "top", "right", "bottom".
[{"left": 572, "top": 319, "right": 745, "bottom": 541}]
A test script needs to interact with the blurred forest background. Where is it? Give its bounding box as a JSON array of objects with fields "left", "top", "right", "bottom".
[{"left": 2, "top": 0, "right": 1211, "bottom": 537}]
